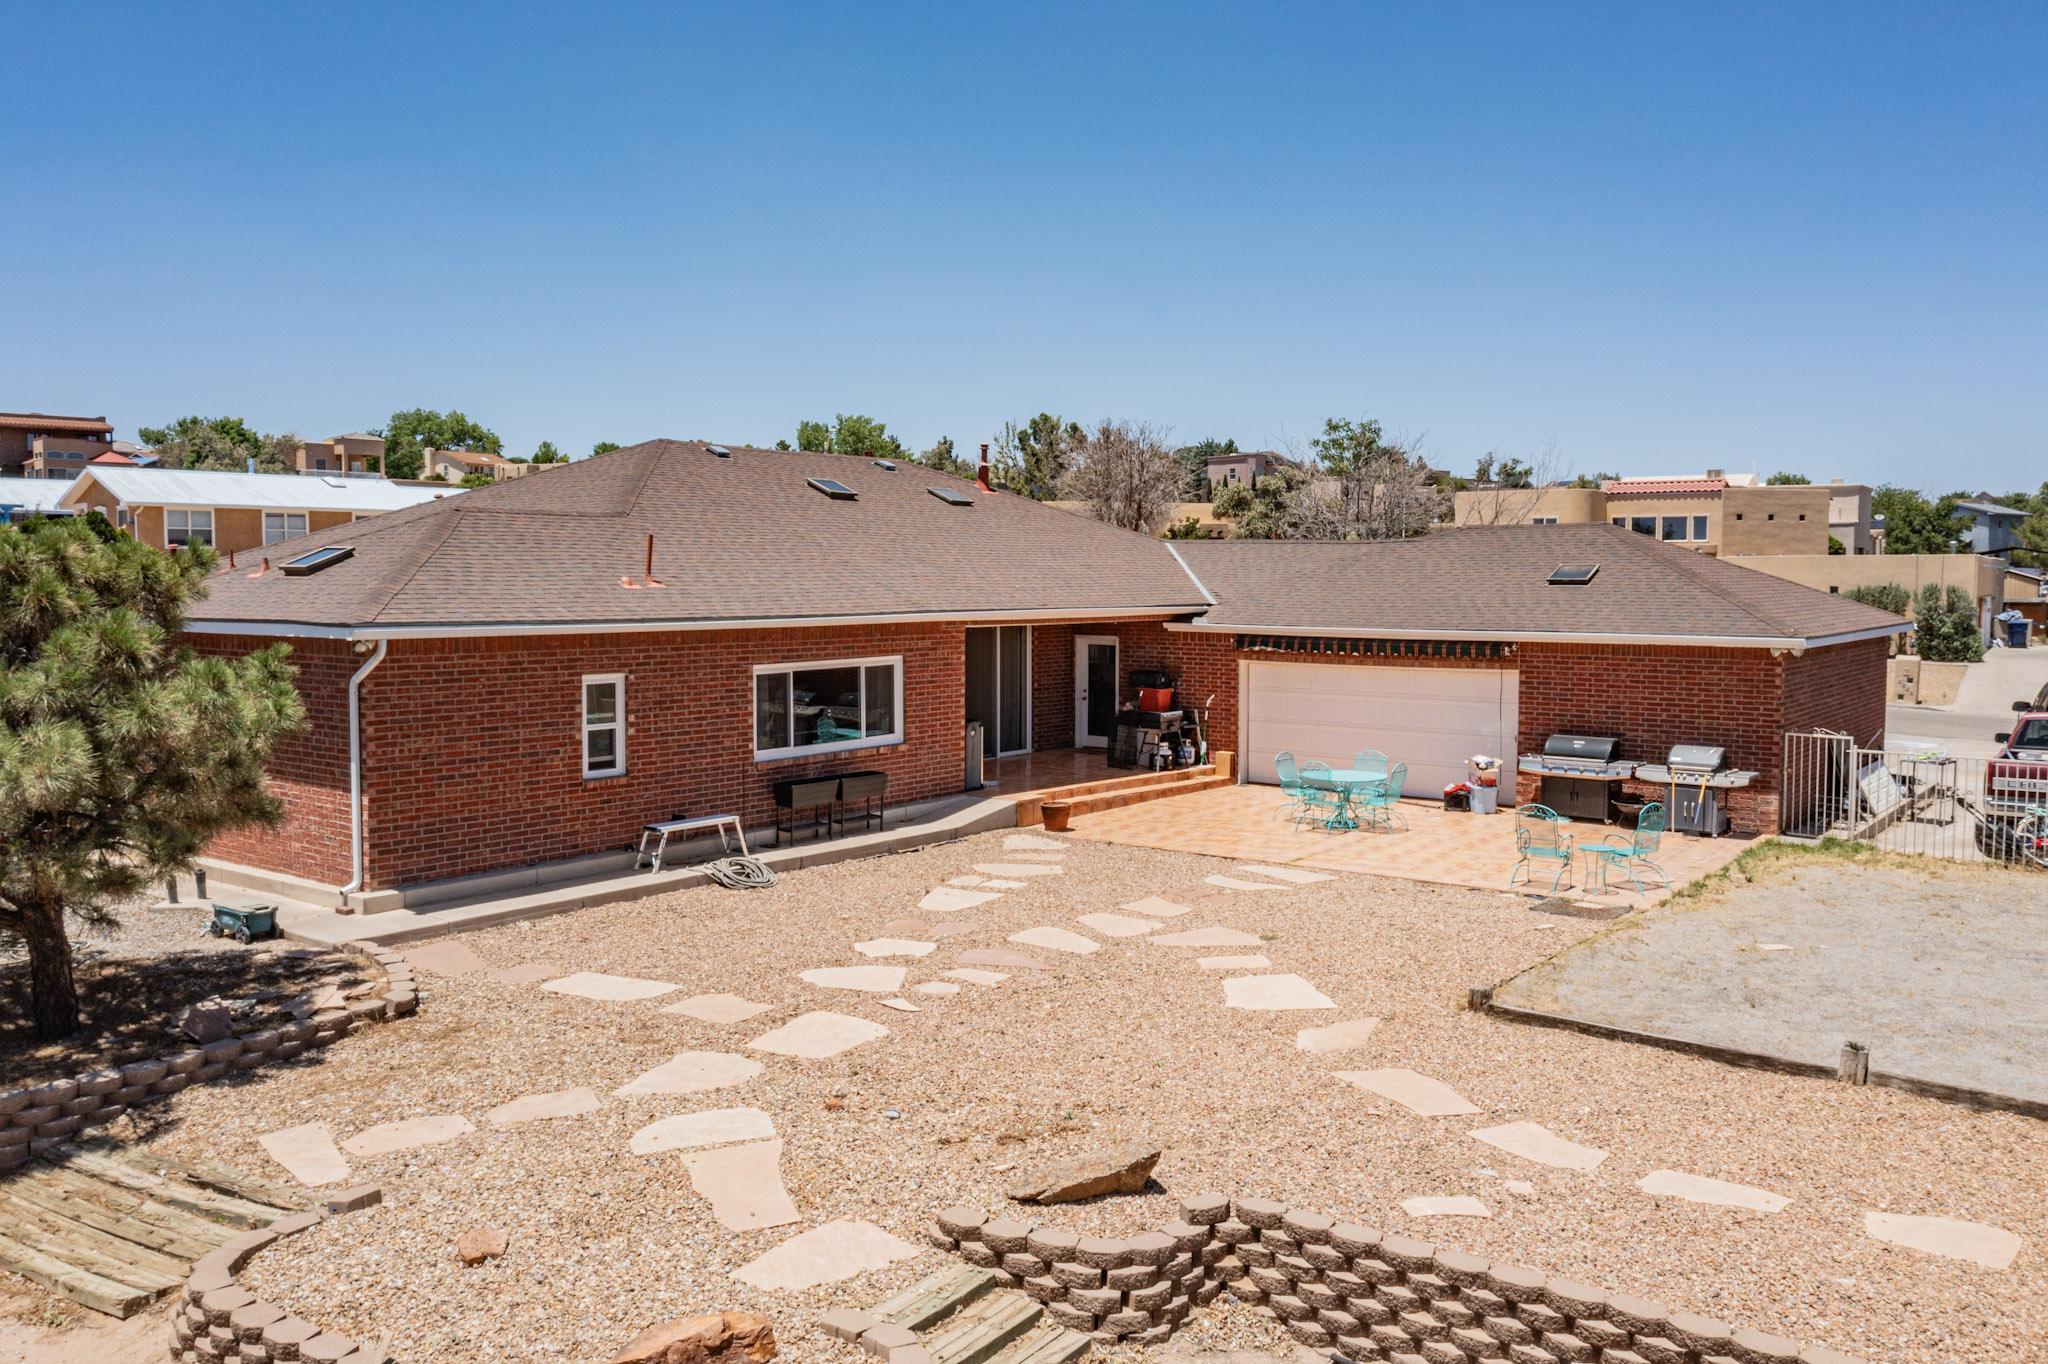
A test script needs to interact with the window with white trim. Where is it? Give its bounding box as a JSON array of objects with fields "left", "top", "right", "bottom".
[
  {"left": 754, "top": 656, "right": 903, "bottom": 760},
  {"left": 582, "top": 674, "right": 626, "bottom": 778},
  {"left": 263, "top": 511, "right": 309, "bottom": 544},
  {"left": 165, "top": 509, "right": 213, "bottom": 547}
]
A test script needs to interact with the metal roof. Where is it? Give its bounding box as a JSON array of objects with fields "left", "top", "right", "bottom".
[{"left": 60, "top": 467, "right": 455, "bottom": 514}]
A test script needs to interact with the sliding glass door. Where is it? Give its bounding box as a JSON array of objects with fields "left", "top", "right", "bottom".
[{"left": 965, "top": 625, "right": 1031, "bottom": 756}]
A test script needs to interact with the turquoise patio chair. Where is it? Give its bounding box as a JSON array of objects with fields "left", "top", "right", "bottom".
[
  {"left": 1508, "top": 804, "right": 1575, "bottom": 893},
  {"left": 1292, "top": 759, "right": 1347, "bottom": 830},
  {"left": 1356, "top": 762, "right": 1408, "bottom": 831},
  {"left": 1583, "top": 802, "right": 1670, "bottom": 893},
  {"left": 1273, "top": 750, "right": 1307, "bottom": 818},
  {"left": 1352, "top": 749, "right": 1390, "bottom": 778}
]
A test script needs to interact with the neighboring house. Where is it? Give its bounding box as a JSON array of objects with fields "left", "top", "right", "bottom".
[
  {"left": 0, "top": 478, "right": 77, "bottom": 523},
  {"left": 177, "top": 441, "right": 1904, "bottom": 904},
  {"left": 1739, "top": 553, "right": 2007, "bottom": 647},
  {"left": 294, "top": 433, "right": 388, "bottom": 476},
  {"left": 1452, "top": 471, "right": 1875, "bottom": 556},
  {"left": 58, "top": 466, "right": 453, "bottom": 556},
  {"left": 424, "top": 446, "right": 528, "bottom": 482},
  {"left": 0, "top": 411, "right": 116, "bottom": 478},
  {"left": 1953, "top": 500, "right": 2029, "bottom": 558},
  {"left": 2004, "top": 566, "right": 2046, "bottom": 630},
  {"left": 1203, "top": 450, "right": 1282, "bottom": 498}
]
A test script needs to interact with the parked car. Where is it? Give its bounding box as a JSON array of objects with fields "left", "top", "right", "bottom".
[{"left": 1979, "top": 708, "right": 2048, "bottom": 867}]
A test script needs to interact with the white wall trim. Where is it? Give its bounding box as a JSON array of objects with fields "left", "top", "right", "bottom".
[
  {"left": 181, "top": 605, "right": 1198, "bottom": 642},
  {"left": 1164, "top": 621, "right": 1910, "bottom": 650}
]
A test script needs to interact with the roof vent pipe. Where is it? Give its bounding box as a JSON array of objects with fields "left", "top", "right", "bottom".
[
  {"left": 247, "top": 456, "right": 256, "bottom": 474},
  {"left": 976, "top": 443, "right": 991, "bottom": 493}
]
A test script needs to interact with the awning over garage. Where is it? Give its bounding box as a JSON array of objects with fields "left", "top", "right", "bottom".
[{"left": 1244, "top": 660, "right": 1519, "bottom": 799}]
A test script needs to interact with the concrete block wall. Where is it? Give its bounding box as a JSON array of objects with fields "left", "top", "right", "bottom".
[{"left": 931, "top": 1195, "right": 1870, "bottom": 1363}]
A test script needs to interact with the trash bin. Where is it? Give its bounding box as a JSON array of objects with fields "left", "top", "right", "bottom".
[{"left": 2007, "top": 619, "right": 2031, "bottom": 649}]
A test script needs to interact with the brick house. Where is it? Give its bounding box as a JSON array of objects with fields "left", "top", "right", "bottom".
[{"left": 179, "top": 441, "right": 1904, "bottom": 903}]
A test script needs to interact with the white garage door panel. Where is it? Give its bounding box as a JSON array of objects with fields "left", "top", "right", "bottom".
[{"left": 1246, "top": 661, "right": 1518, "bottom": 799}]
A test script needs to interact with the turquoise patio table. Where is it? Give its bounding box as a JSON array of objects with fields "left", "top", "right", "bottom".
[{"left": 1299, "top": 768, "right": 1388, "bottom": 831}]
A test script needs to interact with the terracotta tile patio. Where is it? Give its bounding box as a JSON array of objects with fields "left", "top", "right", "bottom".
[{"left": 1063, "top": 782, "right": 1752, "bottom": 911}]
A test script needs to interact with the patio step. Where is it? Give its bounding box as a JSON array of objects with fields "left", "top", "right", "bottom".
[
  {"left": 872, "top": 1265, "right": 1000, "bottom": 1331},
  {"left": 1056, "top": 772, "right": 1235, "bottom": 823},
  {"left": 987, "top": 1319, "right": 1092, "bottom": 1364},
  {"left": 1013, "top": 765, "right": 1221, "bottom": 825},
  {"left": 923, "top": 1289, "right": 1046, "bottom": 1364}
]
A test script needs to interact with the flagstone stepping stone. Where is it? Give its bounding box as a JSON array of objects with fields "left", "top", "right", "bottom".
[
  {"left": 1335, "top": 1068, "right": 1482, "bottom": 1117},
  {"left": 541, "top": 971, "right": 682, "bottom": 1002},
  {"left": 1469, "top": 1121, "right": 1608, "bottom": 1172},
  {"left": 800, "top": 965, "right": 908, "bottom": 993},
  {"left": 972, "top": 863, "right": 1064, "bottom": 878},
  {"left": 1234, "top": 865, "right": 1335, "bottom": 885},
  {"left": 921, "top": 921, "right": 980, "bottom": 939},
  {"left": 258, "top": 1122, "right": 351, "bottom": 1186},
  {"left": 1757, "top": 942, "right": 1794, "bottom": 952},
  {"left": 854, "top": 938, "right": 939, "bottom": 959},
  {"left": 1121, "top": 895, "right": 1195, "bottom": 918},
  {"left": 1504, "top": 1180, "right": 1537, "bottom": 1197},
  {"left": 1148, "top": 926, "right": 1265, "bottom": 948},
  {"left": 947, "top": 875, "right": 988, "bottom": 886},
  {"left": 485, "top": 962, "right": 560, "bottom": 985},
  {"left": 1010, "top": 926, "right": 1100, "bottom": 956},
  {"left": 407, "top": 941, "right": 489, "bottom": 977},
  {"left": 616, "top": 1051, "right": 764, "bottom": 1096},
  {"left": 1295, "top": 1018, "right": 1380, "bottom": 1054},
  {"left": 629, "top": 1106, "right": 776, "bottom": 1155},
  {"left": 1200, "top": 954, "right": 1272, "bottom": 970},
  {"left": 1003, "top": 852, "right": 1067, "bottom": 863},
  {"left": 1863, "top": 1212, "right": 2021, "bottom": 1269},
  {"left": 880, "top": 998, "right": 922, "bottom": 1012},
  {"left": 685, "top": 1139, "right": 800, "bottom": 1232},
  {"left": 662, "top": 993, "right": 776, "bottom": 1024},
  {"left": 914, "top": 981, "right": 962, "bottom": 995},
  {"left": 1006, "top": 834, "right": 1070, "bottom": 850},
  {"left": 1402, "top": 1196, "right": 1490, "bottom": 1218},
  {"left": 1204, "top": 874, "right": 1287, "bottom": 891},
  {"left": 341, "top": 1114, "right": 475, "bottom": 1157},
  {"left": 1076, "top": 912, "right": 1159, "bottom": 938},
  {"left": 945, "top": 967, "right": 1010, "bottom": 985},
  {"left": 1638, "top": 1169, "right": 1790, "bottom": 1212},
  {"left": 958, "top": 948, "right": 1051, "bottom": 971},
  {"left": 920, "top": 886, "right": 1002, "bottom": 913},
  {"left": 748, "top": 1011, "right": 890, "bottom": 1059},
  {"left": 733, "top": 1218, "right": 923, "bottom": 1290},
  {"left": 980, "top": 879, "right": 1028, "bottom": 890},
  {"left": 1223, "top": 973, "right": 1336, "bottom": 1011},
  {"left": 486, "top": 1087, "right": 603, "bottom": 1127}
]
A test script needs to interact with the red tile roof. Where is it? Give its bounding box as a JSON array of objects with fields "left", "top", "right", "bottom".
[
  {"left": 1602, "top": 478, "right": 1726, "bottom": 496},
  {"left": 0, "top": 412, "right": 114, "bottom": 435}
]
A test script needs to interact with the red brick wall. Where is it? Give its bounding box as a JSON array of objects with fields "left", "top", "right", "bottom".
[
  {"left": 188, "top": 634, "right": 356, "bottom": 885},
  {"left": 1028, "top": 622, "right": 1237, "bottom": 754},
  {"left": 356, "top": 623, "right": 967, "bottom": 888}
]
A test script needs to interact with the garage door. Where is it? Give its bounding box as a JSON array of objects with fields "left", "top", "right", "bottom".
[{"left": 1245, "top": 661, "right": 1518, "bottom": 798}]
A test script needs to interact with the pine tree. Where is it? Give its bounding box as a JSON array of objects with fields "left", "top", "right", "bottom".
[{"left": 0, "top": 517, "right": 304, "bottom": 1038}]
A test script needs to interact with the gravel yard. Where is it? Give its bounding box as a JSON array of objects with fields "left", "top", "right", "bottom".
[
  {"left": 1492, "top": 850, "right": 2048, "bottom": 1107},
  {"left": 43, "top": 830, "right": 2041, "bottom": 1363}
]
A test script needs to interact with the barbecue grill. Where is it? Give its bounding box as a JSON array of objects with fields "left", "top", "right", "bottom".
[
  {"left": 1518, "top": 734, "right": 1633, "bottom": 822},
  {"left": 1632, "top": 743, "right": 1759, "bottom": 837}
]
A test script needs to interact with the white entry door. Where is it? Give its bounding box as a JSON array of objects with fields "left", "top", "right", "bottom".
[
  {"left": 1074, "top": 635, "right": 1120, "bottom": 748},
  {"left": 1244, "top": 661, "right": 1518, "bottom": 798}
]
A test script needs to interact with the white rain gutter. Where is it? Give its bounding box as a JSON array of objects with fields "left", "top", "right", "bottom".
[
  {"left": 339, "top": 639, "right": 389, "bottom": 898},
  {"left": 1163, "top": 619, "right": 1912, "bottom": 651}
]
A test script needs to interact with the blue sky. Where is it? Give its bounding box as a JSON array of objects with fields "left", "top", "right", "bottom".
[{"left": 5, "top": 3, "right": 2043, "bottom": 491}]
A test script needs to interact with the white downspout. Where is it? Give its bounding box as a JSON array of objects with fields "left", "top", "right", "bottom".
[{"left": 340, "top": 640, "right": 389, "bottom": 902}]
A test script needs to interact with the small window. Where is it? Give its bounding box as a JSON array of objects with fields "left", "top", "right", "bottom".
[
  {"left": 754, "top": 656, "right": 904, "bottom": 760},
  {"left": 1661, "top": 516, "right": 1687, "bottom": 541},
  {"left": 264, "top": 511, "right": 309, "bottom": 544},
  {"left": 1797, "top": 512, "right": 1807, "bottom": 521},
  {"left": 582, "top": 675, "right": 626, "bottom": 778},
  {"left": 1734, "top": 512, "right": 1745, "bottom": 521},
  {"left": 166, "top": 509, "right": 214, "bottom": 547},
  {"left": 1693, "top": 516, "right": 1708, "bottom": 541},
  {"left": 1611, "top": 517, "right": 1625, "bottom": 527},
  {"left": 1532, "top": 516, "right": 1559, "bottom": 525},
  {"left": 1630, "top": 516, "right": 1656, "bottom": 537},
  {"left": 1766, "top": 513, "right": 1776, "bottom": 521}
]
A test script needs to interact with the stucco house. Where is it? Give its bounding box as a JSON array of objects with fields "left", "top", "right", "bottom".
[
  {"left": 179, "top": 440, "right": 1905, "bottom": 905},
  {"left": 59, "top": 466, "right": 454, "bottom": 556}
]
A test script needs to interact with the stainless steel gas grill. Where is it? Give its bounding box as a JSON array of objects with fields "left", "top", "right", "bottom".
[
  {"left": 1632, "top": 743, "right": 1759, "bottom": 836},
  {"left": 1518, "top": 734, "right": 1634, "bottom": 822}
]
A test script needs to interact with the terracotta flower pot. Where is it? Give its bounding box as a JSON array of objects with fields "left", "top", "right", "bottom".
[{"left": 1041, "top": 800, "right": 1074, "bottom": 832}]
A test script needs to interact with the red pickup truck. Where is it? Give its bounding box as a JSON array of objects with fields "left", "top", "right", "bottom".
[{"left": 1982, "top": 706, "right": 2048, "bottom": 867}]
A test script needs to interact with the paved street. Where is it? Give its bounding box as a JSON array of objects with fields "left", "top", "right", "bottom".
[{"left": 1888, "top": 644, "right": 2048, "bottom": 760}]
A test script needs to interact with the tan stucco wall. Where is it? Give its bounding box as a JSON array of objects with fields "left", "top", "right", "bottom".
[
  {"left": 1452, "top": 484, "right": 1607, "bottom": 526},
  {"left": 1719, "top": 485, "right": 1832, "bottom": 554},
  {"left": 310, "top": 510, "right": 355, "bottom": 533},
  {"left": 1739, "top": 553, "right": 2001, "bottom": 604}
]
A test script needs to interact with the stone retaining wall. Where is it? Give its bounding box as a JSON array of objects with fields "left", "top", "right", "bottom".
[
  {"left": 0, "top": 945, "right": 417, "bottom": 1174},
  {"left": 169, "top": 1185, "right": 388, "bottom": 1362},
  {"left": 931, "top": 1195, "right": 1867, "bottom": 1363}
]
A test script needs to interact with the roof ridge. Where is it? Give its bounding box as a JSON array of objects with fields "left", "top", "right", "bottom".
[{"left": 365, "top": 507, "right": 468, "bottom": 623}]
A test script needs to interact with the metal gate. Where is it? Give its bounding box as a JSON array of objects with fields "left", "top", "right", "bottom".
[{"left": 1780, "top": 729, "right": 2010, "bottom": 862}]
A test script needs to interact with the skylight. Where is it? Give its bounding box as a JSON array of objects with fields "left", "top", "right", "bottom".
[
  {"left": 928, "top": 487, "right": 974, "bottom": 507},
  {"left": 281, "top": 546, "right": 355, "bottom": 576},
  {"left": 873, "top": 459, "right": 898, "bottom": 471},
  {"left": 708, "top": 444, "right": 732, "bottom": 458},
  {"left": 1547, "top": 564, "right": 1599, "bottom": 585},
  {"left": 807, "top": 478, "right": 858, "bottom": 500}
]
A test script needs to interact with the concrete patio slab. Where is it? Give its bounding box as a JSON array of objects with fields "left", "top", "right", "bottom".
[
  {"left": 1199, "top": 955, "right": 1272, "bottom": 971},
  {"left": 1402, "top": 1196, "right": 1490, "bottom": 1218},
  {"left": 1009, "top": 926, "right": 1101, "bottom": 955},
  {"left": 1863, "top": 1212, "right": 2022, "bottom": 1269},
  {"left": 341, "top": 1114, "right": 475, "bottom": 1157},
  {"left": 747, "top": 1011, "right": 890, "bottom": 1059},
  {"left": 615, "top": 1051, "right": 764, "bottom": 1096},
  {"left": 1223, "top": 973, "right": 1336, "bottom": 1011},
  {"left": 405, "top": 941, "right": 489, "bottom": 977},
  {"left": 1469, "top": 1120, "right": 1608, "bottom": 1172},
  {"left": 1638, "top": 1169, "right": 1790, "bottom": 1212},
  {"left": 629, "top": 1106, "right": 776, "bottom": 1155},
  {"left": 1121, "top": 896, "right": 1195, "bottom": 918},
  {"left": 1335, "top": 1067, "right": 1482, "bottom": 1117},
  {"left": 1147, "top": 926, "right": 1265, "bottom": 948},
  {"left": 1076, "top": 912, "right": 1159, "bottom": 938},
  {"left": 486, "top": 1087, "right": 603, "bottom": 1127},
  {"left": 972, "top": 863, "right": 1064, "bottom": 878},
  {"left": 732, "top": 1218, "right": 923, "bottom": 1290},
  {"left": 799, "top": 965, "right": 908, "bottom": 993},
  {"left": 920, "top": 886, "right": 1003, "bottom": 913},
  {"left": 1295, "top": 1018, "right": 1381, "bottom": 1054},
  {"left": 662, "top": 993, "right": 777, "bottom": 1024},
  {"left": 853, "top": 938, "right": 938, "bottom": 958},
  {"left": 257, "top": 1122, "right": 351, "bottom": 1186},
  {"left": 684, "top": 1139, "right": 800, "bottom": 1231},
  {"left": 541, "top": 971, "right": 682, "bottom": 1002}
]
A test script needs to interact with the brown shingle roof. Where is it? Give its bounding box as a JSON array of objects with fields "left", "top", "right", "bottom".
[
  {"left": 187, "top": 440, "right": 1212, "bottom": 632},
  {"left": 1176, "top": 524, "right": 1908, "bottom": 646}
]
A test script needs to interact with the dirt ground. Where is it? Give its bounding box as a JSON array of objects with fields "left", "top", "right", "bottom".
[
  {"left": 1493, "top": 847, "right": 2048, "bottom": 1106},
  {"left": 5, "top": 832, "right": 2040, "bottom": 1363}
]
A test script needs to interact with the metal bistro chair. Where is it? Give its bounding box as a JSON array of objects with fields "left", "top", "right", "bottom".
[
  {"left": 1356, "top": 762, "right": 1408, "bottom": 831},
  {"left": 1293, "top": 759, "right": 1348, "bottom": 830},
  {"left": 1508, "top": 803, "right": 1575, "bottom": 893},
  {"left": 1274, "top": 750, "right": 1309, "bottom": 819},
  {"left": 1584, "top": 801, "right": 1671, "bottom": 894},
  {"left": 1352, "top": 749, "right": 1391, "bottom": 778}
]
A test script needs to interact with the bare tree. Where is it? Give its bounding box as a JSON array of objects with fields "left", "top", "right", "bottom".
[
  {"left": 1300, "top": 418, "right": 1447, "bottom": 540},
  {"left": 1457, "top": 440, "right": 1568, "bottom": 525},
  {"left": 1063, "top": 420, "right": 1188, "bottom": 535}
]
